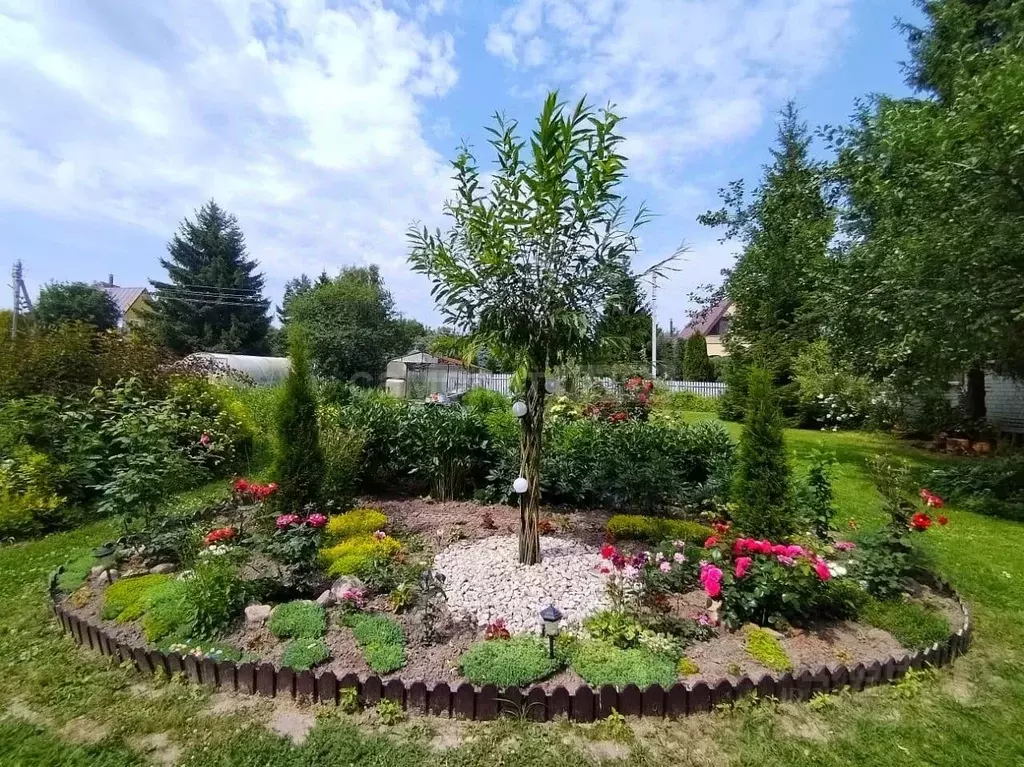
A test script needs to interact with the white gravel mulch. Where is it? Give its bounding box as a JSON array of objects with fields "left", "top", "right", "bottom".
[{"left": 433, "top": 535, "right": 612, "bottom": 634}]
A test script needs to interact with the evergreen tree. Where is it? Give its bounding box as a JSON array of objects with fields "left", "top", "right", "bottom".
[
  {"left": 151, "top": 200, "right": 271, "bottom": 355},
  {"left": 277, "top": 272, "right": 330, "bottom": 325},
  {"left": 273, "top": 329, "right": 324, "bottom": 510},
  {"left": 35, "top": 282, "right": 120, "bottom": 331},
  {"left": 592, "top": 271, "right": 652, "bottom": 370},
  {"left": 731, "top": 367, "right": 794, "bottom": 539},
  {"left": 682, "top": 333, "right": 715, "bottom": 381},
  {"left": 699, "top": 103, "right": 834, "bottom": 417}
]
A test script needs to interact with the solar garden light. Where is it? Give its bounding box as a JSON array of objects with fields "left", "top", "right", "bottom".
[
  {"left": 540, "top": 605, "right": 563, "bottom": 658},
  {"left": 512, "top": 476, "right": 529, "bottom": 494},
  {"left": 511, "top": 400, "right": 528, "bottom": 418}
]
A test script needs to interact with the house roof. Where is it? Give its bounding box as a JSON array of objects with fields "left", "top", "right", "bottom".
[
  {"left": 99, "top": 286, "right": 149, "bottom": 317},
  {"left": 680, "top": 298, "right": 732, "bottom": 339}
]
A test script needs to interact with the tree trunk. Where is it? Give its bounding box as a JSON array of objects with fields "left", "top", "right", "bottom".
[
  {"left": 964, "top": 367, "right": 987, "bottom": 425},
  {"left": 518, "top": 369, "right": 546, "bottom": 565}
]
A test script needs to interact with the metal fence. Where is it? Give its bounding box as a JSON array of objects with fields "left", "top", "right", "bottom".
[{"left": 405, "top": 365, "right": 724, "bottom": 400}]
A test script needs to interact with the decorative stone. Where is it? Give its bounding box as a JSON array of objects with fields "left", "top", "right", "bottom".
[
  {"left": 99, "top": 569, "right": 119, "bottom": 585},
  {"left": 315, "top": 590, "right": 336, "bottom": 607},
  {"left": 149, "top": 563, "right": 176, "bottom": 575},
  {"left": 245, "top": 604, "right": 272, "bottom": 626},
  {"left": 90, "top": 565, "right": 107, "bottom": 578},
  {"left": 331, "top": 577, "right": 365, "bottom": 599}
]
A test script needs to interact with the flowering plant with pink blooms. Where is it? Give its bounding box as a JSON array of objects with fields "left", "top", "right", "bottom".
[{"left": 699, "top": 537, "right": 848, "bottom": 629}]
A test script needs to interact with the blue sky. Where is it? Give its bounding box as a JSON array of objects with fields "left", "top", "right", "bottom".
[{"left": 0, "top": 0, "right": 923, "bottom": 330}]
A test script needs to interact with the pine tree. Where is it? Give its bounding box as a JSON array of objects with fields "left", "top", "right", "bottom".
[
  {"left": 150, "top": 200, "right": 271, "bottom": 355},
  {"left": 273, "top": 329, "right": 324, "bottom": 510},
  {"left": 731, "top": 367, "right": 794, "bottom": 539},
  {"left": 699, "top": 103, "right": 833, "bottom": 417},
  {"left": 682, "top": 333, "right": 715, "bottom": 381}
]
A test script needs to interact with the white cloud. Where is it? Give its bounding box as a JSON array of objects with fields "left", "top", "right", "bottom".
[
  {"left": 484, "top": 0, "right": 852, "bottom": 183},
  {"left": 0, "top": 0, "right": 458, "bottom": 313}
]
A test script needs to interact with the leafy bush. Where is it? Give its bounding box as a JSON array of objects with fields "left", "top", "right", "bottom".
[
  {"left": 929, "top": 454, "right": 1024, "bottom": 521},
  {"left": 343, "top": 613, "right": 407, "bottom": 673},
  {"left": 269, "top": 601, "right": 327, "bottom": 640},
  {"left": 0, "top": 444, "right": 66, "bottom": 538},
  {"left": 605, "top": 515, "right": 713, "bottom": 545},
  {"left": 744, "top": 627, "right": 792, "bottom": 672},
  {"left": 406, "top": 405, "right": 493, "bottom": 500},
  {"left": 731, "top": 367, "right": 794, "bottom": 539},
  {"left": 459, "top": 637, "right": 560, "bottom": 686},
  {"left": 795, "top": 451, "right": 837, "bottom": 540},
  {"left": 143, "top": 559, "right": 249, "bottom": 642},
  {"left": 333, "top": 392, "right": 409, "bottom": 490},
  {"left": 793, "top": 340, "right": 872, "bottom": 429},
  {"left": 583, "top": 611, "right": 650, "bottom": 650},
  {"left": 273, "top": 331, "right": 325, "bottom": 510},
  {"left": 861, "top": 598, "right": 949, "bottom": 650},
  {"left": 326, "top": 509, "right": 388, "bottom": 541},
  {"left": 321, "top": 534, "right": 401, "bottom": 577},
  {"left": 569, "top": 640, "right": 676, "bottom": 688},
  {"left": 463, "top": 388, "right": 510, "bottom": 416},
  {"left": 101, "top": 574, "right": 172, "bottom": 622},
  {"left": 544, "top": 419, "right": 734, "bottom": 512},
  {"left": 319, "top": 422, "right": 364, "bottom": 512},
  {"left": 281, "top": 638, "right": 330, "bottom": 671},
  {"left": 653, "top": 390, "right": 719, "bottom": 415}
]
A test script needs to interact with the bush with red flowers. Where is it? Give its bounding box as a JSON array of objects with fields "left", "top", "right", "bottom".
[
  {"left": 232, "top": 478, "right": 278, "bottom": 504},
  {"left": 203, "top": 527, "right": 236, "bottom": 546}
]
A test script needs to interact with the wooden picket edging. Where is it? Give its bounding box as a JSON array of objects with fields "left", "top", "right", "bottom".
[{"left": 47, "top": 573, "right": 972, "bottom": 721}]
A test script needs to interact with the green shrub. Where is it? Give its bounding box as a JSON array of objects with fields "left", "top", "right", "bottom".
[
  {"left": 273, "top": 330, "right": 325, "bottom": 510},
  {"left": 731, "top": 367, "right": 794, "bottom": 539},
  {"left": 141, "top": 580, "right": 193, "bottom": 642},
  {"left": 459, "top": 637, "right": 560, "bottom": 686},
  {"left": 654, "top": 390, "right": 719, "bottom": 414},
  {"left": 232, "top": 384, "right": 282, "bottom": 470},
  {"left": 861, "top": 598, "right": 949, "bottom": 650},
  {"left": 463, "top": 388, "right": 510, "bottom": 416},
  {"left": 793, "top": 340, "right": 872, "bottom": 430},
  {"left": 321, "top": 534, "right": 401, "bottom": 577},
  {"left": 344, "top": 613, "right": 407, "bottom": 673},
  {"left": 319, "top": 422, "right": 364, "bottom": 512},
  {"left": 333, "top": 393, "right": 409, "bottom": 490},
  {"left": 269, "top": 601, "right": 327, "bottom": 640},
  {"left": 682, "top": 333, "right": 715, "bottom": 381},
  {"left": 281, "top": 637, "right": 330, "bottom": 670},
  {"left": 101, "top": 574, "right": 172, "bottom": 622},
  {"left": 0, "top": 444, "right": 67, "bottom": 538},
  {"left": 142, "top": 559, "right": 248, "bottom": 642},
  {"left": 583, "top": 611, "right": 650, "bottom": 650},
  {"left": 744, "top": 627, "right": 792, "bottom": 672},
  {"left": 929, "top": 454, "right": 1024, "bottom": 521},
  {"left": 569, "top": 640, "right": 676, "bottom": 689},
  {"left": 405, "top": 406, "right": 493, "bottom": 500},
  {"left": 605, "top": 515, "right": 713, "bottom": 545}
]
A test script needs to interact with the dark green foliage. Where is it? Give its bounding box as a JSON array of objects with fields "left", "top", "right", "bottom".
[
  {"left": 682, "top": 333, "right": 715, "bottom": 381},
  {"left": 268, "top": 601, "right": 327, "bottom": 640},
  {"left": 849, "top": 529, "right": 917, "bottom": 601},
  {"left": 462, "top": 388, "right": 510, "bottom": 416},
  {"left": 459, "top": 637, "right": 560, "bottom": 686},
  {"left": 273, "top": 331, "right": 324, "bottom": 510},
  {"left": 150, "top": 200, "right": 271, "bottom": 355},
  {"left": 141, "top": 559, "right": 248, "bottom": 642},
  {"left": 861, "top": 597, "right": 949, "bottom": 650},
  {"left": 569, "top": 640, "right": 676, "bottom": 689},
  {"left": 700, "top": 103, "right": 833, "bottom": 421},
  {"left": 35, "top": 282, "right": 120, "bottom": 331},
  {"left": 583, "top": 611, "right": 649, "bottom": 650},
  {"left": 543, "top": 419, "right": 734, "bottom": 513},
  {"left": 929, "top": 454, "right": 1024, "bottom": 521},
  {"left": 731, "top": 367, "right": 794, "bottom": 538},
  {"left": 343, "top": 613, "right": 407, "bottom": 673},
  {"left": 406, "top": 405, "right": 492, "bottom": 500},
  {"left": 605, "top": 515, "right": 713, "bottom": 545},
  {"left": 319, "top": 424, "right": 363, "bottom": 512},
  {"left": 592, "top": 272, "right": 652, "bottom": 366},
  {"left": 281, "top": 637, "right": 330, "bottom": 671},
  {"left": 797, "top": 451, "right": 838, "bottom": 539},
  {"left": 287, "top": 266, "right": 409, "bottom": 385}
]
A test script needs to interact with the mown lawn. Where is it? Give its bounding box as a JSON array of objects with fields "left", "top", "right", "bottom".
[{"left": 3, "top": 420, "right": 1024, "bottom": 766}]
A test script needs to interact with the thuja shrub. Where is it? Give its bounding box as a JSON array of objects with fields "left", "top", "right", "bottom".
[
  {"left": 459, "top": 637, "right": 559, "bottom": 687},
  {"left": 273, "top": 330, "right": 324, "bottom": 510},
  {"left": 731, "top": 367, "right": 794, "bottom": 539},
  {"left": 268, "top": 601, "right": 327, "bottom": 640}
]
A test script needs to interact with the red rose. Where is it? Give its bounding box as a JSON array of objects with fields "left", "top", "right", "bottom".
[
  {"left": 937, "top": 515, "right": 949, "bottom": 526},
  {"left": 600, "top": 544, "right": 616, "bottom": 560},
  {"left": 704, "top": 536, "right": 718, "bottom": 548},
  {"left": 910, "top": 512, "right": 933, "bottom": 531}
]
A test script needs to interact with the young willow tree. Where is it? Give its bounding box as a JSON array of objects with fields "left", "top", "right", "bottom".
[{"left": 409, "top": 93, "right": 671, "bottom": 564}]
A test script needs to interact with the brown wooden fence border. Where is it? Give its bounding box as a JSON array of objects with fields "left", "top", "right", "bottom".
[{"left": 47, "top": 572, "right": 972, "bottom": 722}]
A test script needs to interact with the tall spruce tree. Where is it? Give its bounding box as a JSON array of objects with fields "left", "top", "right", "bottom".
[
  {"left": 700, "top": 103, "right": 834, "bottom": 418},
  {"left": 682, "top": 333, "right": 715, "bottom": 381},
  {"left": 151, "top": 200, "right": 271, "bottom": 355},
  {"left": 731, "top": 367, "right": 794, "bottom": 539}
]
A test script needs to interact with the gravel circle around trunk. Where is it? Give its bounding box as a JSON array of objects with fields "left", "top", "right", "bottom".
[{"left": 434, "top": 535, "right": 612, "bottom": 634}]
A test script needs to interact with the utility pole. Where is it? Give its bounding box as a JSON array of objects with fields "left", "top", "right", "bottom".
[
  {"left": 650, "top": 273, "right": 658, "bottom": 379},
  {"left": 10, "top": 260, "right": 33, "bottom": 338}
]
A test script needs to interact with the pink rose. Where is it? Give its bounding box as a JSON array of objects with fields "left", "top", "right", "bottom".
[
  {"left": 199, "top": 433, "right": 211, "bottom": 446},
  {"left": 734, "top": 556, "right": 753, "bottom": 579},
  {"left": 704, "top": 536, "right": 719, "bottom": 548},
  {"left": 705, "top": 580, "right": 722, "bottom": 598},
  {"left": 776, "top": 555, "right": 796, "bottom": 567},
  {"left": 813, "top": 559, "right": 832, "bottom": 581},
  {"left": 306, "top": 513, "right": 328, "bottom": 528},
  {"left": 275, "top": 514, "right": 301, "bottom": 529},
  {"left": 659, "top": 561, "right": 672, "bottom": 573},
  {"left": 785, "top": 545, "right": 805, "bottom": 558}
]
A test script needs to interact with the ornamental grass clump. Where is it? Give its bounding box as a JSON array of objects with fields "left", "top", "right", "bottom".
[{"left": 459, "top": 637, "right": 560, "bottom": 687}]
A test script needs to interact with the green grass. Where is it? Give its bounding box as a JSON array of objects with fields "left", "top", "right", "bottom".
[
  {"left": 861, "top": 597, "right": 951, "bottom": 650},
  {"left": 5, "top": 418, "right": 1024, "bottom": 764}
]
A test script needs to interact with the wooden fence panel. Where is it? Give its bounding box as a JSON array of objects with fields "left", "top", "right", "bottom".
[
  {"left": 572, "top": 687, "right": 595, "bottom": 722},
  {"left": 317, "top": 671, "right": 338, "bottom": 705},
  {"left": 429, "top": 683, "right": 451, "bottom": 717},
  {"left": 642, "top": 684, "right": 665, "bottom": 717},
  {"left": 549, "top": 687, "right": 572, "bottom": 720}
]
